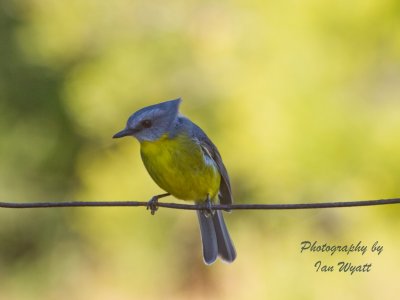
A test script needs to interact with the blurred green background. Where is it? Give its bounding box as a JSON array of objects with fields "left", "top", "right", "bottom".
[{"left": 1, "top": 0, "right": 400, "bottom": 299}]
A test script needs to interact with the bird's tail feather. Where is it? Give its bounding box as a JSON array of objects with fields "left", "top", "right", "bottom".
[
  {"left": 212, "top": 210, "right": 236, "bottom": 263},
  {"left": 196, "top": 210, "right": 236, "bottom": 264},
  {"left": 196, "top": 210, "right": 218, "bottom": 264}
]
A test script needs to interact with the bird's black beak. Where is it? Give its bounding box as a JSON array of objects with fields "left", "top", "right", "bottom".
[{"left": 113, "top": 128, "right": 133, "bottom": 139}]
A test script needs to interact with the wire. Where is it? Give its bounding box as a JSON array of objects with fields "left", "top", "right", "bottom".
[{"left": 0, "top": 197, "right": 399, "bottom": 211}]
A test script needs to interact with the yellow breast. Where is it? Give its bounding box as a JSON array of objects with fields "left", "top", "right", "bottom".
[{"left": 140, "top": 134, "right": 220, "bottom": 201}]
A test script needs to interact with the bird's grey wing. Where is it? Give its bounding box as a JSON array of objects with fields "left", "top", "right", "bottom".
[{"left": 192, "top": 124, "right": 233, "bottom": 206}]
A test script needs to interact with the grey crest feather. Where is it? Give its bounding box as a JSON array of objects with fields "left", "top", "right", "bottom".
[{"left": 126, "top": 98, "right": 182, "bottom": 141}]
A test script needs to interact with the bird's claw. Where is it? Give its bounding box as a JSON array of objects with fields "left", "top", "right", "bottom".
[
  {"left": 147, "top": 196, "right": 159, "bottom": 215},
  {"left": 202, "top": 197, "right": 214, "bottom": 216}
]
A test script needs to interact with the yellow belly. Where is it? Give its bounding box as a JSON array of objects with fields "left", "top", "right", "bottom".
[{"left": 140, "top": 134, "right": 220, "bottom": 201}]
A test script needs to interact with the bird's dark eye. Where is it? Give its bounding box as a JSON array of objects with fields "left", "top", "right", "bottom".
[{"left": 141, "top": 119, "right": 152, "bottom": 128}]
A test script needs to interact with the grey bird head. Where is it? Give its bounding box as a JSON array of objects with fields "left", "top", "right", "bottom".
[{"left": 113, "top": 98, "right": 181, "bottom": 142}]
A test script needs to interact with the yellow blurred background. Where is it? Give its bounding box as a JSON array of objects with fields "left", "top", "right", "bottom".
[{"left": 1, "top": 0, "right": 400, "bottom": 299}]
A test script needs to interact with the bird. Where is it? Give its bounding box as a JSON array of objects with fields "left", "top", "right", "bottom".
[{"left": 113, "top": 98, "right": 236, "bottom": 264}]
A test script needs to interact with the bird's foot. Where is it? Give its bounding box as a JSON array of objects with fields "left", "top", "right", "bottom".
[
  {"left": 146, "top": 193, "right": 170, "bottom": 215},
  {"left": 201, "top": 196, "right": 214, "bottom": 216},
  {"left": 147, "top": 196, "right": 159, "bottom": 215}
]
